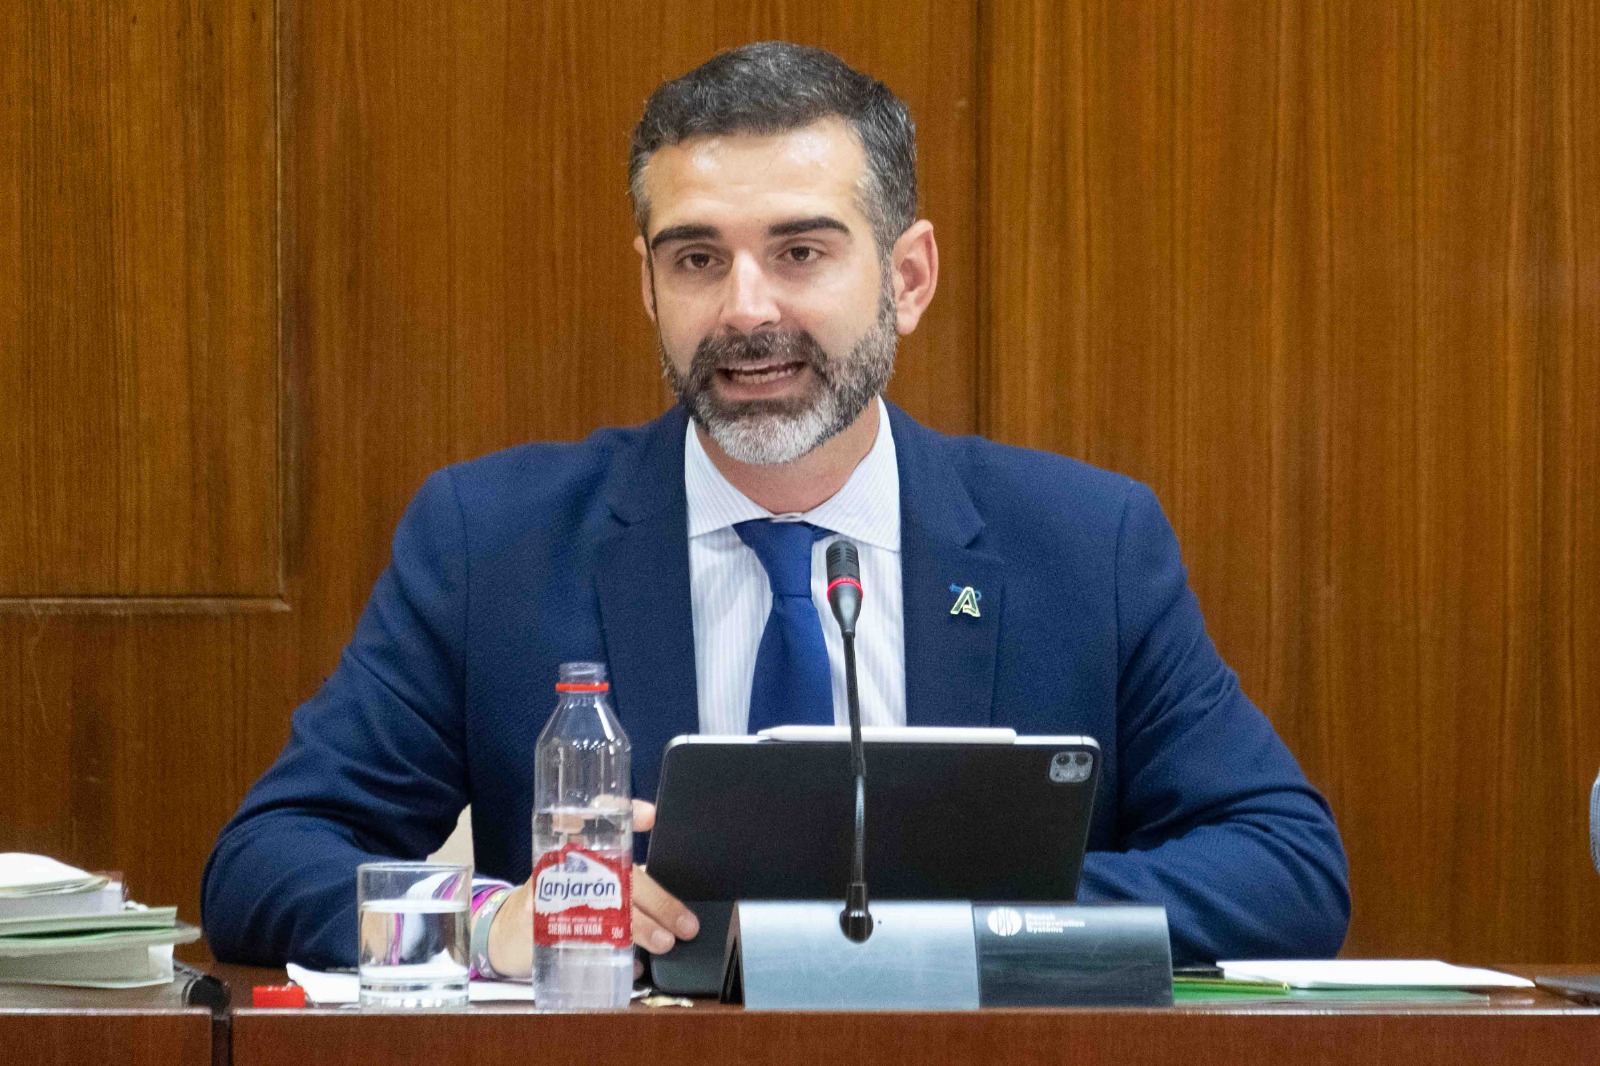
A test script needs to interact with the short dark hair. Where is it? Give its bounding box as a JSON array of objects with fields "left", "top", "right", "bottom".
[{"left": 629, "top": 42, "right": 917, "bottom": 255}]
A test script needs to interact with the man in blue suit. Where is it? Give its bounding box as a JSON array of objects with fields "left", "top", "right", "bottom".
[{"left": 203, "top": 42, "right": 1348, "bottom": 975}]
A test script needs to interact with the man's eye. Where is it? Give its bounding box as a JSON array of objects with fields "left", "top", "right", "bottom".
[
  {"left": 785, "top": 246, "right": 820, "bottom": 264},
  {"left": 682, "top": 252, "right": 714, "bottom": 270}
]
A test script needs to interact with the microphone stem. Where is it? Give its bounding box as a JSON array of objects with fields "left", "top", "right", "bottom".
[
  {"left": 844, "top": 632, "right": 866, "bottom": 890},
  {"left": 828, "top": 542, "right": 871, "bottom": 942}
]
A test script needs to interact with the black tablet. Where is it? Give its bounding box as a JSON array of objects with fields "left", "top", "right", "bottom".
[{"left": 644, "top": 728, "right": 1101, "bottom": 995}]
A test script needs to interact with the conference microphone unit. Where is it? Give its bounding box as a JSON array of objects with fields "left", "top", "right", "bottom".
[{"left": 719, "top": 539, "right": 1172, "bottom": 1010}]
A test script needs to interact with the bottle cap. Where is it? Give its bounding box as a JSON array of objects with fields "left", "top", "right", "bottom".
[
  {"left": 252, "top": 983, "right": 308, "bottom": 1008},
  {"left": 556, "top": 660, "right": 609, "bottom": 692}
]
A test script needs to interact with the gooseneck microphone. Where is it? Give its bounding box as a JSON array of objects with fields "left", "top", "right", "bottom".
[
  {"left": 722, "top": 537, "right": 1175, "bottom": 1009},
  {"left": 826, "top": 540, "right": 873, "bottom": 942}
]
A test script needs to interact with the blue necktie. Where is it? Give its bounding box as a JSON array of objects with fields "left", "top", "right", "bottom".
[{"left": 736, "top": 519, "right": 834, "bottom": 732}]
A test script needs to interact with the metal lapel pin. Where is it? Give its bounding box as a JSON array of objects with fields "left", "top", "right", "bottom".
[{"left": 948, "top": 584, "right": 982, "bottom": 619}]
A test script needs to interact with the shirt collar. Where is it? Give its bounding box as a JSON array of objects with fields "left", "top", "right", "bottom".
[{"left": 684, "top": 396, "right": 901, "bottom": 552}]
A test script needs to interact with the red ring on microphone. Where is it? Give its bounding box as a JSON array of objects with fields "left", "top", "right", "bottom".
[{"left": 827, "top": 577, "right": 863, "bottom": 597}]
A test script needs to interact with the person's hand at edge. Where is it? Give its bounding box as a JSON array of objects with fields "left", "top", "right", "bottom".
[{"left": 487, "top": 799, "right": 700, "bottom": 980}]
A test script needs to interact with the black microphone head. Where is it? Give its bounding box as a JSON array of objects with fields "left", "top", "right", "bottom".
[
  {"left": 826, "top": 538, "right": 862, "bottom": 635},
  {"left": 826, "top": 539, "right": 859, "bottom": 583}
]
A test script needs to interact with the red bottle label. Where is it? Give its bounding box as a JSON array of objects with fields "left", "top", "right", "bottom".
[{"left": 531, "top": 845, "right": 631, "bottom": 949}]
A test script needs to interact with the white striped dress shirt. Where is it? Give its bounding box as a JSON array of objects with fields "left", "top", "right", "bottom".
[{"left": 685, "top": 397, "right": 907, "bottom": 735}]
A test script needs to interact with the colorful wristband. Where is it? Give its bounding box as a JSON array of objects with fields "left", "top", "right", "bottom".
[{"left": 469, "top": 886, "right": 513, "bottom": 980}]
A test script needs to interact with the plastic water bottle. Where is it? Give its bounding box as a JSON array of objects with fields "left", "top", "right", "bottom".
[{"left": 531, "top": 661, "right": 634, "bottom": 1008}]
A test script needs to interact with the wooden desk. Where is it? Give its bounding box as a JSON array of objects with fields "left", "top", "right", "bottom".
[
  {"left": 0, "top": 973, "right": 215, "bottom": 1066},
  {"left": 214, "top": 965, "right": 1600, "bottom": 1066}
]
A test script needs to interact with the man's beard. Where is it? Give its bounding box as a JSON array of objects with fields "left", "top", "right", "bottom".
[{"left": 659, "top": 283, "right": 897, "bottom": 466}]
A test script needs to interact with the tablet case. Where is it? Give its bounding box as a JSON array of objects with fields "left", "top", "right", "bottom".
[{"left": 644, "top": 735, "right": 1101, "bottom": 995}]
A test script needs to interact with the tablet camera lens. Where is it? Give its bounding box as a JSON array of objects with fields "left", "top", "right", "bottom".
[{"left": 1050, "top": 751, "right": 1092, "bottom": 784}]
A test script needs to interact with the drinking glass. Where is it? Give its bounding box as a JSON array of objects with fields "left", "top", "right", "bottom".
[{"left": 357, "top": 861, "right": 472, "bottom": 1008}]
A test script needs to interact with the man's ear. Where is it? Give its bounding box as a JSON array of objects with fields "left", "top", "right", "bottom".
[
  {"left": 889, "top": 220, "right": 938, "bottom": 336},
  {"left": 634, "top": 234, "right": 657, "bottom": 323}
]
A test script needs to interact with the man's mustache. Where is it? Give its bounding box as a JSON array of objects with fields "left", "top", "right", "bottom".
[{"left": 688, "top": 330, "right": 829, "bottom": 383}]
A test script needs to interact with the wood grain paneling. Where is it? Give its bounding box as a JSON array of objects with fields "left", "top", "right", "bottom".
[
  {"left": 0, "top": 0, "right": 278, "bottom": 597},
  {"left": 0, "top": 1013, "right": 211, "bottom": 1066},
  {"left": 230, "top": 1002, "right": 1600, "bottom": 1066},
  {"left": 1558, "top": 0, "right": 1600, "bottom": 957},
  {"left": 982, "top": 0, "right": 1181, "bottom": 476},
  {"left": 983, "top": 0, "right": 1600, "bottom": 961},
  {"left": 2, "top": 610, "right": 295, "bottom": 927}
]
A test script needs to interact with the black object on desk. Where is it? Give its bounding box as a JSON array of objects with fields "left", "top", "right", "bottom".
[
  {"left": 1533, "top": 974, "right": 1600, "bottom": 1005},
  {"left": 175, "top": 961, "right": 230, "bottom": 1013}
]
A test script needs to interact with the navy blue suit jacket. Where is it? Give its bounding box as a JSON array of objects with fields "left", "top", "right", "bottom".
[{"left": 203, "top": 403, "right": 1349, "bottom": 966}]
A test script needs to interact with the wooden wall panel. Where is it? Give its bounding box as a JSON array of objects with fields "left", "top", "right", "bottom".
[
  {"left": 984, "top": 0, "right": 1600, "bottom": 961},
  {"left": 1410, "top": 0, "right": 1544, "bottom": 959},
  {"left": 0, "top": 0, "right": 278, "bottom": 597},
  {"left": 1314, "top": 0, "right": 1422, "bottom": 948},
  {"left": 981, "top": 0, "right": 1181, "bottom": 477},
  {"left": 0, "top": 0, "right": 284, "bottom": 946},
  {"left": 3, "top": 613, "right": 293, "bottom": 906},
  {"left": 1559, "top": 0, "right": 1600, "bottom": 956}
]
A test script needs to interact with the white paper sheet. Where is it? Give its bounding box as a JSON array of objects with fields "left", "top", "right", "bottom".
[
  {"left": 1218, "top": 959, "right": 1534, "bottom": 989},
  {"left": 285, "top": 963, "right": 533, "bottom": 1004},
  {"left": 285, "top": 963, "right": 652, "bottom": 1005},
  {"left": 0, "top": 854, "right": 104, "bottom": 896}
]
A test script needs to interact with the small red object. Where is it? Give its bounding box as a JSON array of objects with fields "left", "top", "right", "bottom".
[{"left": 252, "top": 984, "right": 307, "bottom": 1008}]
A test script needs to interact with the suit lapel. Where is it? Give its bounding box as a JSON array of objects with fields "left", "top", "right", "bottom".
[
  {"left": 593, "top": 406, "right": 699, "bottom": 803},
  {"left": 890, "top": 405, "right": 1005, "bottom": 728}
]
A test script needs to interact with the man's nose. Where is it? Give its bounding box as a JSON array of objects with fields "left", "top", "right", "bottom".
[{"left": 718, "top": 254, "right": 780, "bottom": 333}]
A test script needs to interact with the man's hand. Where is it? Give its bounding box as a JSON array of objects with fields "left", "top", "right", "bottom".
[
  {"left": 627, "top": 802, "right": 703, "bottom": 961},
  {"left": 487, "top": 799, "right": 699, "bottom": 980}
]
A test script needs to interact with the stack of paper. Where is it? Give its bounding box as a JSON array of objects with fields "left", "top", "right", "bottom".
[{"left": 0, "top": 853, "right": 201, "bottom": 989}]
